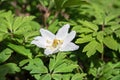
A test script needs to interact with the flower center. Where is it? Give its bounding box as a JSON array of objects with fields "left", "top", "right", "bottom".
[{"left": 52, "top": 39, "right": 63, "bottom": 48}]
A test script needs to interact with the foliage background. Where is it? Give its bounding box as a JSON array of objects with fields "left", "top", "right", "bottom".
[{"left": 0, "top": 0, "right": 120, "bottom": 80}]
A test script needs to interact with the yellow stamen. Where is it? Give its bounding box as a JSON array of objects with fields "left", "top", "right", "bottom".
[{"left": 52, "top": 39, "right": 59, "bottom": 48}]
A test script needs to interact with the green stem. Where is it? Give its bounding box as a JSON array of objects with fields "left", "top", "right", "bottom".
[{"left": 101, "top": 19, "right": 105, "bottom": 61}]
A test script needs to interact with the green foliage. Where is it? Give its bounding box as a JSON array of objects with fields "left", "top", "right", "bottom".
[
  {"left": 0, "top": 63, "right": 20, "bottom": 80},
  {"left": 89, "top": 62, "right": 120, "bottom": 80},
  {"left": 0, "top": 10, "right": 40, "bottom": 79},
  {"left": 54, "top": 0, "right": 87, "bottom": 10},
  {"left": 20, "top": 53, "right": 83, "bottom": 80},
  {"left": 73, "top": 0, "right": 120, "bottom": 57},
  {"left": 8, "top": 43, "right": 32, "bottom": 59},
  {"left": 103, "top": 36, "right": 118, "bottom": 50},
  {"left": 0, "top": 0, "right": 120, "bottom": 80},
  {"left": 20, "top": 58, "right": 48, "bottom": 74},
  {"left": 0, "top": 48, "right": 13, "bottom": 63}
]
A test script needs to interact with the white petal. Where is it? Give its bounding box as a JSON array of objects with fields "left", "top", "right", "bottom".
[
  {"left": 56, "top": 24, "right": 70, "bottom": 39},
  {"left": 31, "top": 36, "right": 46, "bottom": 48},
  {"left": 40, "top": 28, "right": 55, "bottom": 40},
  {"left": 44, "top": 48, "right": 54, "bottom": 55},
  {"left": 60, "top": 42, "right": 79, "bottom": 51},
  {"left": 63, "top": 31, "right": 76, "bottom": 44},
  {"left": 44, "top": 48, "right": 59, "bottom": 55}
]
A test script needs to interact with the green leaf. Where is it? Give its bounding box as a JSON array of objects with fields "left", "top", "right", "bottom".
[
  {"left": 34, "top": 74, "right": 41, "bottom": 80},
  {"left": 111, "top": 75, "right": 120, "bottom": 80},
  {"left": 29, "top": 21, "right": 40, "bottom": 30},
  {"left": 105, "top": 9, "right": 120, "bottom": 24},
  {"left": 52, "top": 74, "right": 62, "bottom": 80},
  {"left": 12, "top": 16, "right": 37, "bottom": 33},
  {"left": 48, "top": 20, "right": 59, "bottom": 33},
  {"left": 99, "top": 62, "right": 120, "bottom": 80},
  {"left": 0, "top": 33, "right": 8, "bottom": 42},
  {"left": 83, "top": 40, "right": 97, "bottom": 57},
  {"left": 110, "top": 25, "right": 120, "bottom": 31},
  {"left": 71, "top": 73, "right": 86, "bottom": 80},
  {"left": 63, "top": 0, "right": 87, "bottom": 8},
  {"left": 104, "top": 27, "right": 113, "bottom": 35},
  {"left": 13, "top": 16, "right": 37, "bottom": 35},
  {"left": 97, "top": 31, "right": 104, "bottom": 43},
  {"left": 115, "top": 29, "right": 120, "bottom": 38},
  {"left": 23, "top": 31, "right": 39, "bottom": 43},
  {"left": 0, "top": 63, "right": 20, "bottom": 80},
  {"left": 41, "top": 74, "right": 51, "bottom": 80},
  {"left": 12, "top": 17, "right": 25, "bottom": 32},
  {"left": 96, "top": 42, "right": 103, "bottom": 53},
  {"left": 49, "top": 53, "right": 66, "bottom": 72},
  {"left": 62, "top": 74, "right": 72, "bottom": 80},
  {"left": 54, "top": 63, "right": 78, "bottom": 73},
  {"left": 79, "top": 28, "right": 94, "bottom": 33},
  {"left": 23, "top": 58, "right": 48, "bottom": 74},
  {"left": 54, "top": 0, "right": 67, "bottom": 9},
  {"left": 76, "top": 35, "right": 93, "bottom": 44},
  {"left": 103, "top": 36, "right": 118, "bottom": 50},
  {"left": 19, "top": 59, "right": 30, "bottom": 67},
  {"left": 80, "top": 20, "right": 98, "bottom": 31},
  {"left": 7, "top": 43, "right": 32, "bottom": 59},
  {"left": 0, "top": 48, "right": 13, "bottom": 63}
]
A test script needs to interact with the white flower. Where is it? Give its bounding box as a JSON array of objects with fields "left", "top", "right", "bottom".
[{"left": 31, "top": 24, "right": 79, "bottom": 55}]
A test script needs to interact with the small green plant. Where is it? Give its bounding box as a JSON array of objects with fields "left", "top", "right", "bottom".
[{"left": 0, "top": 0, "right": 120, "bottom": 80}]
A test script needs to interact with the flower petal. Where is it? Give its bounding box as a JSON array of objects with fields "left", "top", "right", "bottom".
[
  {"left": 56, "top": 24, "right": 70, "bottom": 40},
  {"left": 44, "top": 48, "right": 54, "bottom": 55},
  {"left": 60, "top": 42, "right": 79, "bottom": 51},
  {"left": 63, "top": 31, "right": 76, "bottom": 44},
  {"left": 31, "top": 36, "right": 46, "bottom": 48},
  {"left": 40, "top": 28, "right": 55, "bottom": 40},
  {"left": 44, "top": 48, "right": 59, "bottom": 55}
]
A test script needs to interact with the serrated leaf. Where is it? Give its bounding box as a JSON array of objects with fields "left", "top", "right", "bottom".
[
  {"left": 104, "top": 28, "right": 113, "bottom": 35},
  {"left": 54, "top": 63, "right": 78, "bottom": 73},
  {"left": 86, "top": 48, "right": 96, "bottom": 57},
  {"left": 12, "top": 17, "right": 25, "bottom": 32},
  {"left": 115, "top": 29, "right": 120, "bottom": 38},
  {"left": 63, "top": 0, "right": 87, "bottom": 8},
  {"left": 96, "top": 42, "right": 103, "bottom": 53},
  {"left": 34, "top": 74, "right": 41, "bottom": 80},
  {"left": 76, "top": 35, "right": 93, "bottom": 44},
  {"left": 23, "top": 58, "right": 48, "bottom": 74},
  {"left": 0, "top": 48, "right": 13, "bottom": 63},
  {"left": 0, "top": 63, "right": 20, "bottom": 80},
  {"left": 54, "top": 0, "right": 67, "bottom": 9},
  {"left": 105, "top": 9, "right": 120, "bottom": 24},
  {"left": 62, "top": 74, "right": 72, "bottom": 80},
  {"left": 79, "top": 28, "right": 94, "bottom": 33},
  {"left": 71, "top": 73, "right": 86, "bottom": 80},
  {"left": 111, "top": 75, "right": 120, "bottom": 80},
  {"left": 111, "top": 25, "right": 120, "bottom": 31},
  {"left": 103, "top": 36, "right": 118, "bottom": 50},
  {"left": 83, "top": 40, "right": 97, "bottom": 52},
  {"left": 19, "top": 59, "right": 30, "bottom": 67},
  {"left": 14, "top": 17, "right": 37, "bottom": 35},
  {"left": 7, "top": 43, "right": 32, "bottom": 59},
  {"left": 52, "top": 74, "right": 62, "bottom": 80},
  {"left": 49, "top": 53, "right": 66, "bottom": 72},
  {"left": 23, "top": 31, "right": 39, "bottom": 43},
  {"left": 80, "top": 20, "right": 98, "bottom": 31},
  {"left": 41, "top": 74, "right": 51, "bottom": 80},
  {"left": 4, "top": 11, "right": 14, "bottom": 32},
  {"left": 48, "top": 20, "right": 59, "bottom": 33},
  {"left": 12, "top": 16, "right": 37, "bottom": 33},
  {"left": 97, "top": 31, "right": 104, "bottom": 43},
  {"left": 83, "top": 40, "right": 97, "bottom": 57},
  {"left": 0, "top": 33, "right": 8, "bottom": 42}
]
